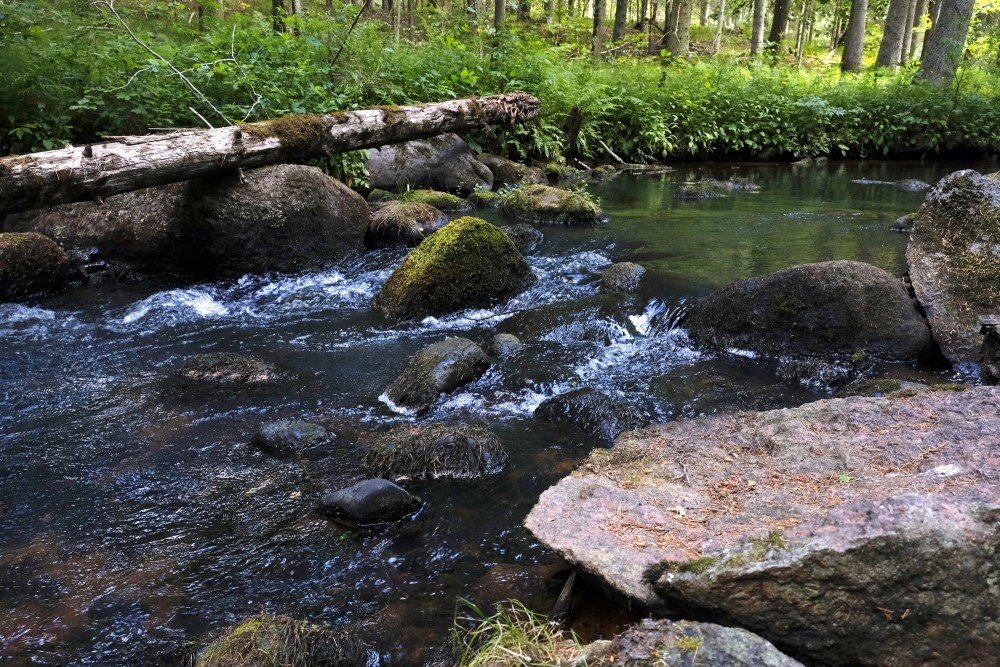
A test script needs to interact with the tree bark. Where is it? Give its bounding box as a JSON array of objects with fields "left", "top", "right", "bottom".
[
  {"left": 664, "top": 0, "right": 693, "bottom": 56},
  {"left": 494, "top": 0, "right": 505, "bottom": 30},
  {"left": 0, "top": 93, "right": 541, "bottom": 217},
  {"left": 917, "top": 0, "right": 975, "bottom": 85},
  {"left": 900, "top": 0, "right": 919, "bottom": 63},
  {"left": 750, "top": 0, "right": 765, "bottom": 54},
  {"left": 840, "top": 0, "right": 868, "bottom": 71},
  {"left": 593, "top": 0, "right": 607, "bottom": 57},
  {"left": 767, "top": 0, "right": 792, "bottom": 46},
  {"left": 910, "top": 0, "right": 930, "bottom": 58},
  {"left": 712, "top": 0, "right": 726, "bottom": 53},
  {"left": 876, "top": 0, "right": 911, "bottom": 67},
  {"left": 613, "top": 0, "right": 629, "bottom": 41}
]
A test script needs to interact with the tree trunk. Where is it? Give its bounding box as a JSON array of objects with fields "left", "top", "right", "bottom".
[
  {"left": 768, "top": 0, "right": 792, "bottom": 46},
  {"left": 637, "top": 0, "right": 648, "bottom": 27},
  {"left": 664, "top": 0, "right": 693, "bottom": 56},
  {"left": 594, "top": 0, "right": 607, "bottom": 57},
  {"left": 750, "top": 0, "right": 765, "bottom": 54},
  {"left": 0, "top": 93, "right": 541, "bottom": 217},
  {"left": 917, "top": 0, "right": 975, "bottom": 85},
  {"left": 840, "top": 0, "right": 868, "bottom": 71},
  {"left": 876, "top": 0, "right": 911, "bottom": 67},
  {"left": 900, "top": 0, "right": 918, "bottom": 63},
  {"left": 518, "top": 0, "right": 531, "bottom": 19},
  {"left": 910, "top": 0, "right": 930, "bottom": 58},
  {"left": 712, "top": 0, "right": 726, "bottom": 53},
  {"left": 494, "top": 0, "right": 505, "bottom": 30},
  {"left": 649, "top": 0, "right": 660, "bottom": 52},
  {"left": 613, "top": 0, "right": 629, "bottom": 40},
  {"left": 700, "top": 0, "right": 709, "bottom": 25},
  {"left": 795, "top": 0, "right": 808, "bottom": 63},
  {"left": 271, "top": 0, "right": 286, "bottom": 32}
]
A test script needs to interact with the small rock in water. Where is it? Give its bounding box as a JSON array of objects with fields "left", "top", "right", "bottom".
[
  {"left": 318, "top": 478, "right": 421, "bottom": 524},
  {"left": 383, "top": 337, "right": 491, "bottom": 415},
  {"left": 535, "top": 388, "right": 648, "bottom": 440},
  {"left": 895, "top": 178, "right": 931, "bottom": 192},
  {"left": 176, "top": 352, "right": 284, "bottom": 386},
  {"left": 364, "top": 423, "right": 508, "bottom": 480},
  {"left": 890, "top": 212, "right": 916, "bottom": 233},
  {"left": 599, "top": 262, "right": 646, "bottom": 294},
  {"left": 675, "top": 182, "right": 724, "bottom": 201},
  {"left": 485, "top": 333, "right": 524, "bottom": 359},
  {"left": 252, "top": 419, "right": 327, "bottom": 455},
  {"left": 502, "top": 223, "right": 545, "bottom": 255}
]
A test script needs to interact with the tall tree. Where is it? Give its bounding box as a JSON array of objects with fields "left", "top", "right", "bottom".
[
  {"left": 900, "top": 0, "right": 919, "bottom": 63},
  {"left": 613, "top": 0, "right": 629, "bottom": 40},
  {"left": 494, "top": 0, "right": 505, "bottom": 30},
  {"left": 750, "top": 0, "right": 766, "bottom": 55},
  {"left": 768, "top": 0, "right": 792, "bottom": 47},
  {"left": 917, "top": 0, "right": 976, "bottom": 85},
  {"left": 840, "top": 0, "right": 868, "bottom": 71},
  {"left": 593, "top": 0, "right": 607, "bottom": 57},
  {"left": 876, "top": 0, "right": 912, "bottom": 66},
  {"left": 909, "top": 0, "right": 930, "bottom": 58},
  {"left": 663, "top": 0, "right": 693, "bottom": 56},
  {"left": 712, "top": 0, "right": 726, "bottom": 53}
]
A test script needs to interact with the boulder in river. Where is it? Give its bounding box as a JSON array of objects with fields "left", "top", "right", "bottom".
[
  {"left": 176, "top": 352, "right": 285, "bottom": 387},
  {"left": 485, "top": 333, "right": 524, "bottom": 359},
  {"left": 905, "top": 169, "right": 1000, "bottom": 367},
  {"left": 598, "top": 618, "right": 804, "bottom": 667},
  {"left": 252, "top": 419, "right": 328, "bottom": 456},
  {"left": 383, "top": 337, "right": 491, "bottom": 415},
  {"left": 399, "top": 189, "right": 473, "bottom": 212},
  {"left": 525, "top": 385, "right": 1000, "bottom": 666},
  {"left": 364, "top": 201, "right": 448, "bottom": 248},
  {"left": 366, "top": 133, "right": 493, "bottom": 196},
  {"left": 476, "top": 153, "right": 547, "bottom": 189},
  {"left": 0, "top": 232, "right": 71, "bottom": 300},
  {"left": 534, "top": 388, "right": 648, "bottom": 441},
  {"left": 6, "top": 165, "right": 370, "bottom": 278},
  {"left": 684, "top": 260, "right": 932, "bottom": 361},
  {"left": 196, "top": 613, "right": 367, "bottom": 667},
  {"left": 502, "top": 223, "right": 544, "bottom": 255},
  {"left": 499, "top": 184, "right": 607, "bottom": 225},
  {"left": 599, "top": 262, "right": 646, "bottom": 294},
  {"left": 318, "top": 478, "right": 421, "bottom": 524},
  {"left": 364, "top": 422, "right": 508, "bottom": 480},
  {"left": 372, "top": 217, "right": 535, "bottom": 320}
]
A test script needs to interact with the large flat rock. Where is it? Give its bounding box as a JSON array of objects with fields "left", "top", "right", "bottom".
[{"left": 525, "top": 385, "right": 1000, "bottom": 665}]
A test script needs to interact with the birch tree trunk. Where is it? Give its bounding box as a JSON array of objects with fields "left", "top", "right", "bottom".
[
  {"left": 0, "top": 93, "right": 541, "bottom": 216},
  {"left": 712, "top": 0, "right": 726, "bottom": 53},
  {"left": 750, "top": 0, "right": 765, "bottom": 55}
]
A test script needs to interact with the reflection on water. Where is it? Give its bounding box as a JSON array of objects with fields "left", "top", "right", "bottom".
[{"left": 0, "top": 161, "right": 989, "bottom": 665}]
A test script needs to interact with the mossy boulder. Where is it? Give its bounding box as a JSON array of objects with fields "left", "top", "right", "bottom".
[
  {"left": 0, "top": 232, "right": 71, "bottom": 300},
  {"left": 476, "top": 154, "right": 547, "bottom": 188},
  {"left": 364, "top": 422, "right": 508, "bottom": 480},
  {"left": 502, "top": 223, "right": 544, "bottom": 255},
  {"left": 366, "top": 133, "right": 493, "bottom": 196},
  {"left": 906, "top": 169, "right": 1000, "bottom": 365},
  {"left": 467, "top": 190, "right": 501, "bottom": 209},
  {"left": 364, "top": 201, "right": 448, "bottom": 248},
  {"left": 6, "top": 165, "right": 369, "bottom": 278},
  {"left": 176, "top": 352, "right": 286, "bottom": 386},
  {"left": 399, "top": 189, "right": 472, "bottom": 212},
  {"left": 372, "top": 217, "right": 535, "bottom": 320},
  {"left": 599, "top": 262, "right": 646, "bottom": 294},
  {"left": 684, "top": 260, "right": 933, "bottom": 361},
  {"left": 318, "top": 478, "right": 421, "bottom": 524},
  {"left": 251, "top": 419, "right": 328, "bottom": 456},
  {"left": 499, "top": 184, "right": 607, "bottom": 225},
  {"left": 196, "top": 613, "right": 366, "bottom": 667},
  {"left": 534, "top": 388, "right": 648, "bottom": 441},
  {"left": 675, "top": 182, "right": 725, "bottom": 201},
  {"left": 383, "top": 337, "right": 490, "bottom": 415}
]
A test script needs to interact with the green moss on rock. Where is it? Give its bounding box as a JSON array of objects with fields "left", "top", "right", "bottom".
[
  {"left": 196, "top": 613, "right": 366, "bottom": 667},
  {"left": 0, "top": 231, "right": 70, "bottom": 300},
  {"left": 499, "top": 184, "right": 607, "bottom": 225},
  {"left": 467, "top": 190, "right": 501, "bottom": 209},
  {"left": 399, "top": 189, "right": 472, "bottom": 212},
  {"left": 371, "top": 216, "right": 535, "bottom": 320}
]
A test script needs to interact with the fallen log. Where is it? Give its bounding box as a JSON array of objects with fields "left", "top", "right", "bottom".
[{"left": 0, "top": 92, "right": 540, "bottom": 216}]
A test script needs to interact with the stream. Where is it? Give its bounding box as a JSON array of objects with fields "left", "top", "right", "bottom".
[{"left": 0, "top": 159, "right": 992, "bottom": 665}]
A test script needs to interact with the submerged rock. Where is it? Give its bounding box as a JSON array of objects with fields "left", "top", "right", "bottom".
[
  {"left": 526, "top": 385, "right": 1000, "bottom": 666},
  {"left": 364, "top": 201, "right": 448, "bottom": 248},
  {"left": 176, "top": 352, "right": 285, "bottom": 386},
  {"left": 476, "top": 154, "right": 547, "bottom": 188},
  {"left": 196, "top": 613, "right": 367, "bottom": 667},
  {"left": 252, "top": 419, "right": 328, "bottom": 455},
  {"left": 7, "top": 165, "right": 369, "bottom": 278},
  {"left": 502, "top": 223, "right": 544, "bottom": 255},
  {"left": 364, "top": 423, "right": 508, "bottom": 480},
  {"left": 906, "top": 169, "right": 1000, "bottom": 366},
  {"left": 383, "top": 337, "right": 490, "bottom": 415},
  {"left": 599, "top": 262, "right": 646, "bottom": 294},
  {"left": 895, "top": 178, "right": 931, "bottom": 191},
  {"left": 318, "top": 478, "right": 421, "bottom": 524},
  {"left": 684, "top": 260, "right": 932, "bottom": 361},
  {"left": 599, "top": 619, "right": 804, "bottom": 667},
  {"left": 700, "top": 177, "right": 760, "bottom": 192},
  {"left": 675, "top": 183, "right": 725, "bottom": 201},
  {"left": 499, "top": 184, "right": 607, "bottom": 225},
  {"left": 366, "top": 133, "right": 493, "bottom": 196},
  {"left": 0, "top": 232, "right": 71, "bottom": 300},
  {"left": 372, "top": 217, "right": 535, "bottom": 320},
  {"left": 534, "top": 388, "right": 648, "bottom": 441}
]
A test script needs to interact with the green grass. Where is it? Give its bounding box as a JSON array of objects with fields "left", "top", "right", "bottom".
[{"left": 454, "top": 599, "right": 581, "bottom": 667}]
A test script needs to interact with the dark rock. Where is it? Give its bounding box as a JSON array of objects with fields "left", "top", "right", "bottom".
[
  {"left": 399, "top": 189, "right": 472, "bottom": 212},
  {"left": 366, "top": 133, "right": 493, "bottom": 196},
  {"left": 252, "top": 419, "right": 327, "bottom": 455},
  {"left": 981, "top": 319, "right": 1000, "bottom": 384},
  {"left": 675, "top": 183, "right": 724, "bottom": 201},
  {"left": 372, "top": 217, "right": 535, "bottom": 320},
  {"left": 196, "top": 613, "right": 367, "bottom": 667},
  {"left": 525, "top": 385, "right": 1000, "bottom": 665},
  {"left": 700, "top": 177, "right": 760, "bottom": 192},
  {"left": 383, "top": 337, "right": 491, "bottom": 415},
  {"left": 499, "top": 184, "right": 607, "bottom": 225},
  {"left": 600, "top": 262, "right": 646, "bottom": 294},
  {"left": 684, "top": 260, "right": 932, "bottom": 361},
  {"left": 365, "top": 201, "right": 448, "bottom": 248},
  {"left": 485, "top": 333, "right": 524, "bottom": 359},
  {"left": 774, "top": 355, "right": 856, "bottom": 389},
  {"left": 176, "top": 352, "right": 285, "bottom": 386},
  {"left": 502, "top": 223, "right": 544, "bottom": 255},
  {"left": 534, "top": 388, "right": 648, "bottom": 440},
  {"left": 318, "top": 478, "right": 421, "bottom": 524},
  {"left": 364, "top": 423, "right": 508, "bottom": 480},
  {"left": 895, "top": 178, "right": 931, "bottom": 191},
  {"left": 890, "top": 212, "right": 916, "bottom": 233},
  {"left": 599, "top": 619, "right": 804, "bottom": 667},
  {"left": 906, "top": 169, "right": 1000, "bottom": 365},
  {"left": 477, "top": 154, "right": 547, "bottom": 188},
  {"left": 7, "top": 165, "right": 369, "bottom": 278},
  {"left": 0, "top": 232, "right": 71, "bottom": 300}
]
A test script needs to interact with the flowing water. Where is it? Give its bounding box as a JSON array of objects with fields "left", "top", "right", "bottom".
[{"left": 0, "top": 160, "right": 992, "bottom": 665}]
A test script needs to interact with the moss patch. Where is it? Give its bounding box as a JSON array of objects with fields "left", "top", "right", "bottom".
[
  {"left": 0, "top": 231, "right": 70, "bottom": 300},
  {"left": 196, "top": 613, "right": 366, "bottom": 667},
  {"left": 499, "top": 184, "right": 606, "bottom": 225},
  {"left": 399, "top": 189, "right": 472, "bottom": 212},
  {"left": 240, "top": 114, "right": 332, "bottom": 157},
  {"left": 467, "top": 190, "right": 500, "bottom": 209}
]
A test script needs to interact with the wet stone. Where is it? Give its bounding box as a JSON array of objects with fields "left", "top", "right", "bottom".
[
  {"left": 318, "top": 478, "right": 421, "bottom": 524},
  {"left": 252, "top": 419, "right": 327, "bottom": 456},
  {"left": 534, "top": 388, "right": 648, "bottom": 441},
  {"left": 175, "top": 352, "right": 285, "bottom": 386},
  {"left": 502, "top": 223, "right": 545, "bottom": 255},
  {"left": 364, "top": 423, "right": 508, "bottom": 480},
  {"left": 599, "top": 262, "right": 646, "bottom": 294}
]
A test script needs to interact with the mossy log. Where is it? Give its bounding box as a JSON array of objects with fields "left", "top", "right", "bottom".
[{"left": 0, "top": 92, "right": 540, "bottom": 215}]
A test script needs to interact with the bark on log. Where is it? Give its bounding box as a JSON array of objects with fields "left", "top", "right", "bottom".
[{"left": 0, "top": 92, "right": 540, "bottom": 216}]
